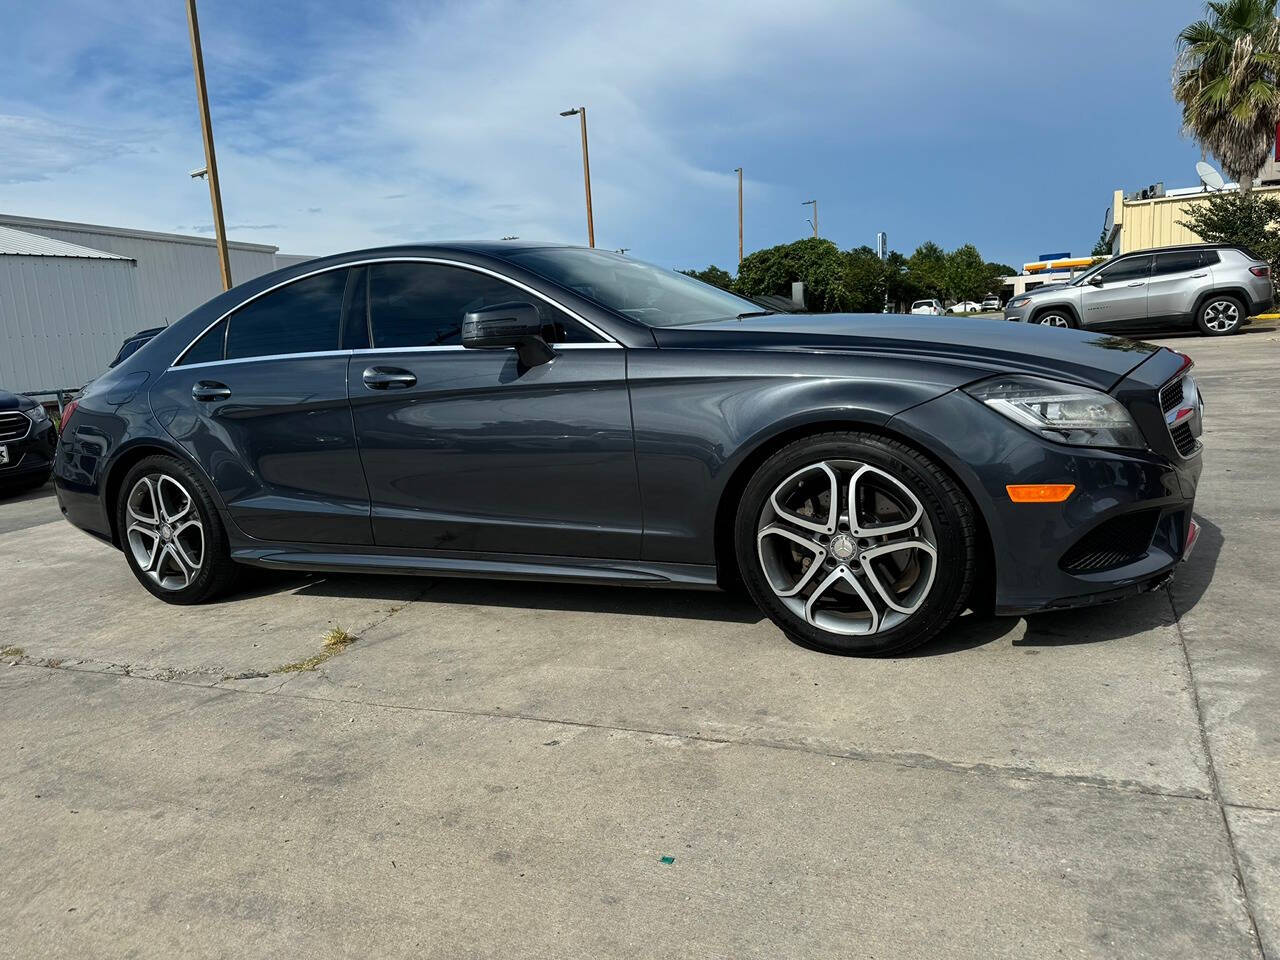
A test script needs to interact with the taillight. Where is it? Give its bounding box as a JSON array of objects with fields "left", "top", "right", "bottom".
[
  {"left": 1250, "top": 265, "right": 1270, "bottom": 277},
  {"left": 58, "top": 398, "right": 80, "bottom": 433}
]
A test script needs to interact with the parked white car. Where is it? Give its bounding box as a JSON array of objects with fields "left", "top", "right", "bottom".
[
  {"left": 981, "top": 294, "right": 1001, "bottom": 312},
  {"left": 947, "top": 301, "right": 983, "bottom": 314},
  {"left": 910, "top": 299, "right": 943, "bottom": 315}
]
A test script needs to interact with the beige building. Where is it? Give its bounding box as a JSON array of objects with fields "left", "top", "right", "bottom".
[{"left": 1105, "top": 181, "right": 1280, "bottom": 255}]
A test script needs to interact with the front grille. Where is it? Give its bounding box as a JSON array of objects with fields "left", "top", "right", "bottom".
[
  {"left": 1060, "top": 510, "right": 1160, "bottom": 573},
  {"left": 0, "top": 411, "right": 31, "bottom": 442},
  {"left": 1170, "top": 421, "right": 1198, "bottom": 456},
  {"left": 1159, "top": 378, "right": 1183, "bottom": 413}
]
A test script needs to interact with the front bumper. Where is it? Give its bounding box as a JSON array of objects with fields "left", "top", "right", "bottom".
[
  {"left": 887, "top": 354, "right": 1201, "bottom": 616},
  {"left": 0, "top": 414, "right": 57, "bottom": 484}
]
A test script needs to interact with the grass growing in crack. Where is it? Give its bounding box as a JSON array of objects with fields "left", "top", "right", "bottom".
[
  {"left": 276, "top": 627, "right": 358, "bottom": 673},
  {"left": 1, "top": 646, "right": 24, "bottom": 658}
]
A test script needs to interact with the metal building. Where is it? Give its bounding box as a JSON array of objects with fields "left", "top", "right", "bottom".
[{"left": 0, "top": 214, "right": 311, "bottom": 395}]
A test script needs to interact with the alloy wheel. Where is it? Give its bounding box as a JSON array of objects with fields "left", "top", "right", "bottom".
[
  {"left": 1203, "top": 299, "right": 1240, "bottom": 332},
  {"left": 756, "top": 460, "right": 937, "bottom": 636},
  {"left": 125, "top": 474, "right": 205, "bottom": 591},
  {"left": 1039, "top": 313, "right": 1071, "bottom": 328}
]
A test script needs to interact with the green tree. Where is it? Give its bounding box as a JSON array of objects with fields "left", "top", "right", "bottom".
[
  {"left": 906, "top": 242, "right": 947, "bottom": 301},
  {"left": 1091, "top": 228, "right": 1112, "bottom": 257},
  {"left": 1178, "top": 189, "right": 1280, "bottom": 268},
  {"left": 841, "top": 246, "right": 892, "bottom": 313},
  {"left": 736, "top": 237, "right": 851, "bottom": 311},
  {"left": 1173, "top": 0, "right": 1280, "bottom": 193},
  {"left": 679, "top": 265, "right": 735, "bottom": 290},
  {"left": 944, "top": 244, "right": 990, "bottom": 302}
]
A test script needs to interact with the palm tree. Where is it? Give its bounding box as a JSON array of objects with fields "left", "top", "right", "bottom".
[{"left": 1173, "top": 0, "right": 1280, "bottom": 193}]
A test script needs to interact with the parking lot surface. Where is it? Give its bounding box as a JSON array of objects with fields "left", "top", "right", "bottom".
[{"left": 2, "top": 330, "right": 1278, "bottom": 959}]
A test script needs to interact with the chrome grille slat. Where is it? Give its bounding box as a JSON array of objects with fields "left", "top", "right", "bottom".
[
  {"left": 1159, "top": 378, "right": 1183, "bottom": 413},
  {"left": 0, "top": 411, "right": 32, "bottom": 443}
]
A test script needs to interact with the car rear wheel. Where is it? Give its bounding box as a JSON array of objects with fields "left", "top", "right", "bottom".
[
  {"left": 1196, "top": 295, "right": 1243, "bottom": 336},
  {"left": 1035, "top": 309, "right": 1075, "bottom": 328},
  {"left": 735, "top": 432, "right": 977, "bottom": 656},
  {"left": 116, "top": 455, "right": 239, "bottom": 604}
]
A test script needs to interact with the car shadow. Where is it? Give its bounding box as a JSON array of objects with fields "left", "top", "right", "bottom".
[
  {"left": 222, "top": 515, "right": 1223, "bottom": 649},
  {"left": 0, "top": 479, "right": 53, "bottom": 503}
]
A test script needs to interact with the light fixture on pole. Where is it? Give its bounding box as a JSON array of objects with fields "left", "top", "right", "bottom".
[
  {"left": 559, "top": 107, "right": 595, "bottom": 247},
  {"left": 185, "top": 0, "right": 232, "bottom": 290},
  {"left": 734, "top": 167, "right": 743, "bottom": 264},
  {"left": 802, "top": 199, "right": 818, "bottom": 239}
]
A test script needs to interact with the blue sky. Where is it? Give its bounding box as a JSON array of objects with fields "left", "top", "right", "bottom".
[{"left": 0, "top": 0, "right": 1210, "bottom": 271}]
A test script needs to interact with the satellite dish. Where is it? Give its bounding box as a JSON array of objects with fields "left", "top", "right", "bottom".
[{"left": 1197, "top": 161, "right": 1225, "bottom": 191}]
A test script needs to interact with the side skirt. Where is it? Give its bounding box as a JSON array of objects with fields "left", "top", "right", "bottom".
[{"left": 232, "top": 544, "right": 720, "bottom": 590}]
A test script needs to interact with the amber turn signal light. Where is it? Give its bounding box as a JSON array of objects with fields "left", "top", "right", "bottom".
[{"left": 1006, "top": 483, "right": 1076, "bottom": 503}]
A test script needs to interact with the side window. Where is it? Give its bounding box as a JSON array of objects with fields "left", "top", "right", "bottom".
[
  {"left": 224, "top": 269, "right": 348, "bottom": 361},
  {"left": 178, "top": 318, "right": 227, "bottom": 365},
  {"left": 368, "top": 262, "right": 600, "bottom": 348},
  {"left": 1202, "top": 250, "right": 1221, "bottom": 265},
  {"left": 1152, "top": 251, "right": 1204, "bottom": 276},
  {"left": 1098, "top": 255, "right": 1152, "bottom": 284}
]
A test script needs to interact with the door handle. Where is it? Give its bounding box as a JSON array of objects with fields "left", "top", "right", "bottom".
[
  {"left": 1191, "top": 272, "right": 1208, "bottom": 278},
  {"left": 1127, "top": 281, "right": 1146, "bottom": 287},
  {"left": 192, "top": 381, "right": 231, "bottom": 402},
  {"left": 362, "top": 366, "right": 417, "bottom": 390}
]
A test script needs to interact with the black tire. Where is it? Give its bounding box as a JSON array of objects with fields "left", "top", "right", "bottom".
[
  {"left": 1195, "top": 294, "right": 1244, "bottom": 336},
  {"left": 115, "top": 455, "right": 239, "bottom": 604},
  {"left": 1032, "top": 308, "right": 1077, "bottom": 329},
  {"left": 734, "top": 432, "right": 977, "bottom": 656}
]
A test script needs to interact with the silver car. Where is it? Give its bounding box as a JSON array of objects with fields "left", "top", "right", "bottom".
[{"left": 1003, "top": 244, "right": 1273, "bottom": 336}]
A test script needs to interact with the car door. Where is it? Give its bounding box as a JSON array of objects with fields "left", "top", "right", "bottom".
[
  {"left": 1080, "top": 254, "right": 1152, "bottom": 329},
  {"left": 347, "top": 260, "right": 642, "bottom": 558},
  {"left": 1146, "top": 249, "right": 1209, "bottom": 327},
  {"left": 150, "top": 267, "right": 374, "bottom": 545}
]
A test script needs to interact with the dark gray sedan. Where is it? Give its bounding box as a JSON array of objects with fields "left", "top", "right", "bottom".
[{"left": 54, "top": 244, "right": 1202, "bottom": 655}]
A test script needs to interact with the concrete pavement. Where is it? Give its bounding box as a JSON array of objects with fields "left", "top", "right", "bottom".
[{"left": 1, "top": 329, "right": 1277, "bottom": 958}]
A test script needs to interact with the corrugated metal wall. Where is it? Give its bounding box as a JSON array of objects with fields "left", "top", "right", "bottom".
[
  {"left": 0, "top": 256, "right": 143, "bottom": 392},
  {"left": 0, "top": 216, "right": 282, "bottom": 328}
]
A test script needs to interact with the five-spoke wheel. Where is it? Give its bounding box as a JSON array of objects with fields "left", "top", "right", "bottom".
[
  {"left": 1197, "top": 296, "right": 1242, "bottom": 336},
  {"left": 116, "top": 455, "right": 239, "bottom": 604},
  {"left": 737, "top": 432, "right": 976, "bottom": 655}
]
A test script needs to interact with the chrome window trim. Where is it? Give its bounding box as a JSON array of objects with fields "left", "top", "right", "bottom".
[
  {"left": 169, "top": 256, "right": 618, "bottom": 368},
  {"left": 173, "top": 349, "right": 356, "bottom": 371}
]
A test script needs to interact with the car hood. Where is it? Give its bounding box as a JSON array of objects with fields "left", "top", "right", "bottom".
[
  {"left": 0, "top": 389, "right": 33, "bottom": 412},
  {"left": 651, "top": 313, "right": 1159, "bottom": 390}
]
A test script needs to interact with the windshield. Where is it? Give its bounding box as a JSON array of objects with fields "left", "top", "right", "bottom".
[{"left": 506, "top": 248, "right": 765, "bottom": 327}]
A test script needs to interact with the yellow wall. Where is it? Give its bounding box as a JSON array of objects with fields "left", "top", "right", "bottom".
[{"left": 1115, "top": 184, "right": 1280, "bottom": 253}]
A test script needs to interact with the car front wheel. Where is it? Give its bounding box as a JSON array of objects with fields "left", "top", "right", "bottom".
[
  {"left": 1035, "top": 310, "right": 1075, "bottom": 328},
  {"left": 735, "top": 432, "right": 977, "bottom": 655},
  {"left": 116, "top": 455, "right": 239, "bottom": 604}
]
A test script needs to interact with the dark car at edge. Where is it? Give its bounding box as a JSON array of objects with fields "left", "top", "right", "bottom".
[
  {"left": 53, "top": 244, "right": 1204, "bottom": 655},
  {"left": 1, "top": 390, "right": 58, "bottom": 495}
]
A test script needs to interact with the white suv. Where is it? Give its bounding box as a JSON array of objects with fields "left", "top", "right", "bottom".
[{"left": 910, "top": 299, "right": 943, "bottom": 316}]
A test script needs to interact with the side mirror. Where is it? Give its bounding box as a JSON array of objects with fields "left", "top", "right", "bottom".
[
  {"left": 462, "top": 301, "right": 555, "bottom": 367},
  {"left": 1087, "top": 274, "right": 1105, "bottom": 287}
]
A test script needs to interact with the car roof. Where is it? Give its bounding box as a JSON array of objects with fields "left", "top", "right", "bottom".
[{"left": 1116, "top": 242, "right": 1243, "bottom": 257}]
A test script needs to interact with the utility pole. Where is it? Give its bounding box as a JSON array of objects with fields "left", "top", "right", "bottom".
[
  {"left": 734, "top": 167, "right": 743, "bottom": 264},
  {"left": 185, "top": 0, "right": 232, "bottom": 291},
  {"left": 802, "top": 199, "right": 818, "bottom": 239},
  {"left": 560, "top": 107, "right": 595, "bottom": 247}
]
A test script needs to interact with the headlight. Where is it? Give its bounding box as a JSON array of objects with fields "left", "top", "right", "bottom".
[
  {"left": 964, "top": 375, "right": 1145, "bottom": 449},
  {"left": 24, "top": 402, "right": 49, "bottom": 423},
  {"left": 1009, "top": 296, "right": 1032, "bottom": 309}
]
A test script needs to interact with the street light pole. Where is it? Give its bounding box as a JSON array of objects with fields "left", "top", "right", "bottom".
[
  {"left": 734, "top": 167, "right": 743, "bottom": 264},
  {"left": 185, "top": 0, "right": 232, "bottom": 291},
  {"left": 802, "top": 199, "right": 818, "bottom": 239},
  {"left": 560, "top": 107, "right": 595, "bottom": 247}
]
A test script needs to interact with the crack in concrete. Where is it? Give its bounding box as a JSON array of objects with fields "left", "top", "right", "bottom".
[
  {"left": 13, "top": 654, "right": 1276, "bottom": 814},
  {"left": 1168, "top": 588, "right": 1268, "bottom": 960}
]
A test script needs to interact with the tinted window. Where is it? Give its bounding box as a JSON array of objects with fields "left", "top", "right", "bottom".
[
  {"left": 1202, "top": 250, "right": 1221, "bottom": 265},
  {"left": 368, "top": 262, "right": 598, "bottom": 348},
  {"left": 178, "top": 319, "right": 227, "bottom": 365},
  {"left": 1097, "top": 255, "right": 1152, "bottom": 284},
  {"left": 224, "top": 270, "right": 348, "bottom": 360},
  {"left": 507, "top": 248, "right": 762, "bottom": 327},
  {"left": 1152, "top": 250, "right": 1204, "bottom": 276},
  {"left": 341, "top": 268, "right": 370, "bottom": 350}
]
